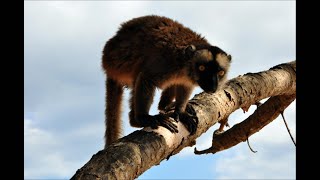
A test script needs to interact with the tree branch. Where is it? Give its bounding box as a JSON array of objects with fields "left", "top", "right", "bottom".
[
  {"left": 194, "top": 93, "right": 296, "bottom": 154},
  {"left": 71, "top": 60, "right": 296, "bottom": 180}
]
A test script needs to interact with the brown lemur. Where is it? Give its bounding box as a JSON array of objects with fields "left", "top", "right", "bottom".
[{"left": 102, "top": 15, "right": 232, "bottom": 148}]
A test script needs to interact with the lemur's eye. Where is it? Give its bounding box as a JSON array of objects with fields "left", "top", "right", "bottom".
[
  {"left": 218, "top": 70, "right": 225, "bottom": 76},
  {"left": 198, "top": 65, "right": 205, "bottom": 71}
]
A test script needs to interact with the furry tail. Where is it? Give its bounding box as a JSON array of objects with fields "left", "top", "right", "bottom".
[{"left": 104, "top": 77, "right": 123, "bottom": 148}]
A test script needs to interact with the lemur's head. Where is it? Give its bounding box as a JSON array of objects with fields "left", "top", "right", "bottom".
[{"left": 186, "top": 44, "right": 232, "bottom": 93}]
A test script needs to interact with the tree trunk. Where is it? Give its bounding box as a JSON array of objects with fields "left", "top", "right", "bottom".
[{"left": 71, "top": 60, "right": 296, "bottom": 180}]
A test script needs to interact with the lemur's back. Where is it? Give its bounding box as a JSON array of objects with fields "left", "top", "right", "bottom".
[
  {"left": 102, "top": 15, "right": 210, "bottom": 69},
  {"left": 116, "top": 15, "right": 208, "bottom": 49}
]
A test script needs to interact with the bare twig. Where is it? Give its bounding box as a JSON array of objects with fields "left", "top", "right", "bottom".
[
  {"left": 280, "top": 112, "right": 296, "bottom": 146},
  {"left": 246, "top": 137, "right": 257, "bottom": 153}
]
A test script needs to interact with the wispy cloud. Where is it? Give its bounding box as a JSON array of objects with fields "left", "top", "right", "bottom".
[
  {"left": 25, "top": 118, "right": 107, "bottom": 178},
  {"left": 213, "top": 139, "right": 296, "bottom": 179},
  {"left": 24, "top": 119, "right": 80, "bottom": 178}
]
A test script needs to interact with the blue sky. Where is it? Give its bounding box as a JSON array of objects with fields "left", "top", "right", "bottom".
[{"left": 24, "top": 1, "right": 296, "bottom": 179}]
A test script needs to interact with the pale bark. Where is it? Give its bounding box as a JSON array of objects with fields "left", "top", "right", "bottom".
[{"left": 71, "top": 61, "right": 296, "bottom": 180}]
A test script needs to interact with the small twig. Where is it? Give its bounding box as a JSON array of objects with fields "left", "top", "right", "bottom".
[
  {"left": 244, "top": 101, "right": 260, "bottom": 154},
  {"left": 280, "top": 111, "right": 296, "bottom": 146},
  {"left": 246, "top": 136, "right": 257, "bottom": 153}
]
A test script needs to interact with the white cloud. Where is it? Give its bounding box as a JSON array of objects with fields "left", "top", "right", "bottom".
[
  {"left": 24, "top": 118, "right": 102, "bottom": 178},
  {"left": 24, "top": 119, "right": 58, "bottom": 148},
  {"left": 213, "top": 140, "right": 296, "bottom": 179},
  {"left": 25, "top": 119, "right": 76, "bottom": 178}
]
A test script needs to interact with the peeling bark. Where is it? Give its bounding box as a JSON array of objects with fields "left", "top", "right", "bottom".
[{"left": 71, "top": 61, "right": 296, "bottom": 180}]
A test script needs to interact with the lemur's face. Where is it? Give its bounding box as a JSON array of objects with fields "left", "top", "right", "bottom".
[{"left": 191, "top": 47, "right": 232, "bottom": 93}]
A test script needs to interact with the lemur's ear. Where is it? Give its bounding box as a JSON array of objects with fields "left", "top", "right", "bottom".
[
  {"left": 210, "top": 45, "right": 232, "bottom": 62},
  {"left": 184, "top": 44, "right": 196, "bottom": 58},
  {"left": 227, "top": 54, "right": 232, "bottom": 62}
]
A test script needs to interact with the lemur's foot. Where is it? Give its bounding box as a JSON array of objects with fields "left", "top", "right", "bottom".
[
  {"left": 136, "top": 114, "right": 178, "bottom": 133},
  {"left": 171, "top": 111, "right": 198, "bottom": 135}
]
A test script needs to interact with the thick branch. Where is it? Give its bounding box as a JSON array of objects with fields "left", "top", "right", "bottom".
[{"left": 71, "top": 61, "right": 296, "bottom": 180}]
